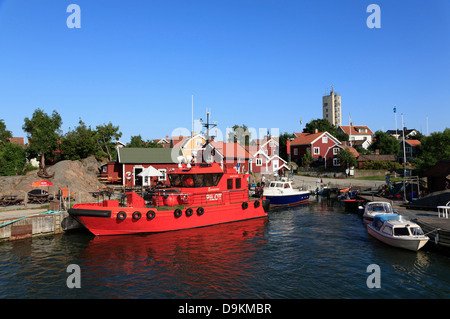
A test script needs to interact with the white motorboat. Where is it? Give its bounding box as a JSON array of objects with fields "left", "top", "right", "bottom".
[
  {"left": 362, "top": 201, "right": 396, "bottom": 225},
  {"left": 263, "top": 180, "right": 310, "bottom": 208},
  {"left": 367, "top": 214, "right": 429, "bottom": 251}
]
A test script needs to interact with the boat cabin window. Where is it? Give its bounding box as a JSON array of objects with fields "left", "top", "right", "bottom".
[
  {"left": 269, "top": 182, "right": 276, "bottom": 188},
  {"left": 382, "top": 225, "right": 393, "bottom": 236},
  {"left": 284, "top": 183, "right": 290, "bottom": 188},
  {"left": 276, "top": 183, "right": 283, "bottom": 188},
  {"left": 235, "top": 178, "right": 241, "bottom": 189},
  {"left": 169, "top": 173, "right": 223, "bottom": 188},
  {"left": 227, "top": 179, "right": 233, "bottom": 190},
  {"left": 393, "top": 227, "right": 410, "bottom": 236}
]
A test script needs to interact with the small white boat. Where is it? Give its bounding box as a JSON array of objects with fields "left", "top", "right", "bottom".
[
  {"left": 263, "top": 180, "right": 310, "bottom": 208},
  {"left": 362, "top": 201, "right": 395, "bottom": 225},
  {"left": 367, "top": 214, "right": 429, "bottom": 251}
]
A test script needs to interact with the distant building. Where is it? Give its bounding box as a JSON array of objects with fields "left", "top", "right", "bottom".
[
  {"left": 8, "top": 137, "right": 25, "bottom": 146},
  {"left": 399, "top": 139, "right": 421, "bottom": 163},
  {"left": 323, "top": 86, "right": 341, "bottom": 127},
  {"left": 386, "top": 127, "right": 420, "bottom": 140},
  {"left": 247, "top": 136, "right": 289, "bottom": 174},
  {"left": 100, "top": 147, "right": 181, "bottom": 187},
  {"left": 424, "top": 160, "right": 450, "bottom": 192},
  {"left": 357, "top": 154, "right": 397, "bottom": 169},
  {"left": 290, "top": 131, "right": 343, "bottom": 168},
  {"left": 338, "top": 125, "right": 373, "bottom": 149}
]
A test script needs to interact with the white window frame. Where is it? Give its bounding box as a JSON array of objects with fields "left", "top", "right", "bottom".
[
  {"left": 293, "top": 148, "right": 298, "bottom": 156},
  {"left": 158, "top": 169, "right": 167, "bottom": 181},
  {"left": 322, "top": 136, "right": 328, "bottom": 144},
  {"left": 333, "top": 147, "right": 340, "bottom": 155},
  {"left": 333, "top": 158, "right": 340, "bottom": 166},
  {"left": 314, "top": 147, "right": 320, "bottom": 155},
  {"left": 256, "top": 158, "right": 263, "bottom": 166}
]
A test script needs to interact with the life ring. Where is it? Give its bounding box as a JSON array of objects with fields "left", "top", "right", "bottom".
[
  {"left": 242, "top": 202, "right": 248, "bottom": 210},
  {"left": 185, "top": 208, "right": 193, "bottom": 217},
  {"left": 117, "top": 211, "right": 127, "bottom": 220},
  {"left": 254, "top": 200, "right": 260, "bottom": 208},
  {"left": 132, "top": 211, "right": 141, "bottom": 220},
  {"left": 146, "top": 210, "right": 155, "bottom": 220},
  {"left": 197, "top": 207, "right": 204, "bottom": 216},
  {"left": 174, "top": 208, "right": 182, "bottom": 218}
]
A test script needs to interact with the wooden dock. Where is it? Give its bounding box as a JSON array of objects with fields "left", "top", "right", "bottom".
[
  {"left": 399, "top": 209, "right": 450, "bottom": 249},
  {"left": 0, "top": 209, "right": 83, "bottom": 241},
  {"left": 357, "top": 192, "right": 450, "bottom": 250}
]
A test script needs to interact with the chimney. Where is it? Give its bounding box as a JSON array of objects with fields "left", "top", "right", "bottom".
[{"left": 314, "top": 128, "right": 318, "bottom": 134}]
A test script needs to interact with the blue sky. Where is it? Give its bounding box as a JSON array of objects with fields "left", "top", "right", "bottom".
[{"left": 0, "top": 0, "right": 449, "bottom": 143}]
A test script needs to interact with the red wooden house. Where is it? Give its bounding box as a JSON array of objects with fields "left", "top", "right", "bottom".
[
  {"left": 248, "top": 137, "right": 289, "bottom": 174},
  {"left": 290, "top": 131, "right": 343, "bottom": 168},
  {"left": 99, "top": 147, "right": 181, "bottom": 188},
  {"left": 206, "top": 141, "right": 252, "bottom": 173}
]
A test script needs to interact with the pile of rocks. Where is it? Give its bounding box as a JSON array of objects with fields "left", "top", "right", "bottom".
[{"left": 0, "top": 156, "right": 105, "bottom": 204}]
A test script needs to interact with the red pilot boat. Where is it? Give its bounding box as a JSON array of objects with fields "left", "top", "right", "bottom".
[{"left": 68, "top": 163, "right": 270, "bottom": 236}]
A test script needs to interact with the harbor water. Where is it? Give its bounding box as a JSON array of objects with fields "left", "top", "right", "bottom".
[{"left": 1, "top": 196, "right": 449, "bottom": 299}]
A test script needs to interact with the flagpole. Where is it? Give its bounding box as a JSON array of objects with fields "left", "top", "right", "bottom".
[{"left": 394, "top": 106, "right": 398, "bottom": 140}]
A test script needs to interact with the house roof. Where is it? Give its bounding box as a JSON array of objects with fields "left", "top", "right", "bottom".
[
  {"left": 357, "top": 154, "right": 396, "bottom": 162},
  {"left": 339, "top": 125, "right": 373, "bottom": 135},
  {"left": 291, "top": 131, "right": 340, "bottom": 146},
  {"left": 342, "top": 145, "right": 360, "bottom": 158},
  {"left": 117, "top": 147, "right": 182, "bottom": 164},
  {"left": 209, "top": 141, "right": 251, "bottom": 159},
  {"left": 403, "top": 139, "right": 421, "bottom": 147}
]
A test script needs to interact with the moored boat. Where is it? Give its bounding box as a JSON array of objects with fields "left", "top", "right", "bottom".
[
  {"left": 367, "top": 214, "right": 429, "bottom": 251},
  {"left": 341, "top": 199, "right": 365, "bottom": 212},
  {"left": 263, "top": 180, "right": 310, "bottom": 208},
  {"left": 362, "top": 201, "right": 396, "bottom": 225},
  {"left": 68, "top": 163, "right": 270, "bottom": 236}
]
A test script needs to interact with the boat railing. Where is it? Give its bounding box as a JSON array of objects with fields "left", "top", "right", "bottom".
[{"left": 140, "top": 188, "right": 251, "bottom": 208}]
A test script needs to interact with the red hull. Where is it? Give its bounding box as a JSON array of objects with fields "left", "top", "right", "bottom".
[
  {"left": 70, "top": 201, "right": 268, "bottom": 236},
  {"left": 69, "top": 163, "right": 270, "bottom": 236}
]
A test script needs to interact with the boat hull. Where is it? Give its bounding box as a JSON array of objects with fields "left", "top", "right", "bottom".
[
  {"left": 69, "top": 200, "right": 269, "bottom": 236},
  {"left": 367, "top": 224, "right": 429, "bottom": 251},
  {"left": 265, "top": 192, "right": 310, "bottom": 208}
]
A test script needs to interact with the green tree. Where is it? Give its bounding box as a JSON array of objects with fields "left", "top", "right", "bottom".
[
  {"left": 337, "top": 148, "right": 357, "bottom": 169},
  {"left": 95, "top": 122, "right": 122, "bottom": 161},
  {"left": 369, "top": 131, "right": 401, "bottom": 155},
  {"left": 414, "top": 128, "right": 450, "bottom": 173},
  {"left": 23, "top": 109, "right": 62, "bottom": 175},
  {"left": 301, "top": 149, "right": 313, "bottom": 168},
  {"left": 0, "top": 142, "right": 26, "bottom": 176},
  {"left": 303, "top": 118, "right": 348, "bottom": 142},
  {"left": 227, "top": 124, "right": 251, "bottom": 146},
  {"left": 127, "top": 135, "right": 162, "bottom": 148},
  {"left": 0, "top": 119, "right": 13, "bottom": 146},
  {"left": 279, "top": 132, "right": 296, "bottom": 162},
  {"left": 61, "top": 119, "right": 99, "bottom": 160}
]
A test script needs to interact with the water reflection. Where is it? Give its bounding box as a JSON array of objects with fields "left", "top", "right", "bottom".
[{"left": 79, "top": 218, "right": 269, "bottom": 298}]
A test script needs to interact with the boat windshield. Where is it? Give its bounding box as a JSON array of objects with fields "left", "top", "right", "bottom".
[
  {"left": 269, "top": 182, "right": 284, "bottom": 188},
  {"left": 410, "top": 227, "right": 424, "bottom": 236},
  {"left": 367, "top": 203, "right": 393, "bottom": 213},
  {"left": 169, "top": 173, "right": 223, "bottom": 188}
]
